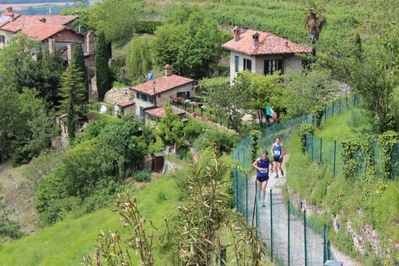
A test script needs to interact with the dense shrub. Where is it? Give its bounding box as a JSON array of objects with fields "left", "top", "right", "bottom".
[
  {"left": 138, "top": 19, "right": 163, "bottom": 34},
  {"left": 134, "top": 170, "right": 151, "bottom": 182}
]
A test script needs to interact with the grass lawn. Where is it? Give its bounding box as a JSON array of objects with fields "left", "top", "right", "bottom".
[{"left": 0, "top": 174, "right": 180, "bottom": 265}]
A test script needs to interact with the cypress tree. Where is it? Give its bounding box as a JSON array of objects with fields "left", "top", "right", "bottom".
[
  {"left": 95, "top": 32, "right": 111, "bottom": 101},
  {"left": 67, "top": 98, "right": 76, "bottom": 141},
  {"left": 71, "top": 44, "right": 89, "bottom": 102}
]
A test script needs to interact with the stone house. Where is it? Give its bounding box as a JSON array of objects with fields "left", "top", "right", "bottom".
[
  {"left": 0, "top": 6, "right": 80, "bottom": 51},
  {"left": 0, "top": 6, "right": 96, "bottom": 95},
  {"left": 129, "top": 64, "right": 196, "bottom": 123},
  {"left": 221, "top": 27, "right": 312, "bottom": 84}
]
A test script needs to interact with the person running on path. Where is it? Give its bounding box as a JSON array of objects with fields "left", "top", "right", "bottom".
[
  {"left": 252, "top": 150, "right": 272, "bottom": 207},
  {"left": 271, "top": 137, "right": 287, "bottom": 178}
]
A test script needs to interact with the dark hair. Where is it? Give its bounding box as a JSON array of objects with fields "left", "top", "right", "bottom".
[
  {"left": 275, "top": 137, "right": 280, "bottom": 141},
  {"left": 262, "top": 150, "right": 268, "bottom": 155}
]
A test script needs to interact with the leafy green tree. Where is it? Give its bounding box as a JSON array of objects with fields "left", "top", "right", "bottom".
[
  {"left": 88, "top": 0, "right": 142, "bottom": 47},
  {"left": 151, "top": 4, "right": 226, "bottom": 78},
  {"left": 320, "top": 26, "right": 399, "bottom": 133},
  {"left": 71, "top": 44, "right": 89, "bottom": 102},
  {"left": 284, "top": 68, "right": 333, "bottom": 120},
  {"left": 0, "top": 88, "right": 20, "bottom": 162},
  {"left": 95, "top": 32, "right": 111, "bottom": 101},
  {"left": 237, "top": 71, "right": 286, "bottom": 125},
  {"left": 40, "top": 46, "right": 67, "bottom": 106},
  {"left": 0, "top": 34, "right": 42, "bottom": 93},
  {"left": 126, "top": 34, "right": 152, "bottom": 79},
  {"left": 157, "top": 106, "right": 185, "bottom": 148},
  {"left": 19, "top": 89, "right": 56, "bottom": 159},
  {"left": 206, "top": 73, "right": 252, "bottom": 133}
]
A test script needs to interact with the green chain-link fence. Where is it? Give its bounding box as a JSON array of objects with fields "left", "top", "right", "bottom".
[{"left": 232, "top": 94, "right": 362, "bottom": 265}]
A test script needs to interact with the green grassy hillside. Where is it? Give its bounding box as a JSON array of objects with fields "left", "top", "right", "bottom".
[{"left": 0, "top": 174, "right": 180, "bottom": 265}]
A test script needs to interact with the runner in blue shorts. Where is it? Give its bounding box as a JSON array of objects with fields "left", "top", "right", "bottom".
[{"left": 253, "top": 150, "right": 272, "bottom": 207}]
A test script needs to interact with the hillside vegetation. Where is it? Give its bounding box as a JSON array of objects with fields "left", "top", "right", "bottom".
[{"left": 1, "top": 0, "right": 399, "bottom": 265}]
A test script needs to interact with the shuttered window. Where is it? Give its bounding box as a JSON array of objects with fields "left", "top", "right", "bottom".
[
  {"left": 234, "top": 56, "right": 239, "bottom": 72},
  {"left": 243, "top": 58, "right": 252, "bottom": 71},
  {"left": 264, "top": 59, "right": 283, "bottom": 75}
]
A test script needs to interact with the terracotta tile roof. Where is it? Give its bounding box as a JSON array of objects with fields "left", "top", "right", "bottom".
[
  {"left": 221, "top": 28, "right": 312, "bottom": 56},
  {"left": 0, "top": 12, "right": 21, "bottom": 27},
  {"left": 145, "top": 107, "right": 185, "bottom": 119},
  {"left": 0, "top": 14, "right": 78, "bottom": 33},
  {"left": 21, "top": 24, "right": 65, "bottom": 41},
  {"left": 130, "top": 74, "right": 195, "bottom": 96},
  {"left": 117, "top": 101, "right": 135, "bottom": 108}
]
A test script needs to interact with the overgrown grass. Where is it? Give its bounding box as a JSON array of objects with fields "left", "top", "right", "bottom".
[
  {"left": 0, "top": 173, "right": 181, "bottom": 265},
  {"left": 285, "top": 108, "right": 399, "bottom": 265}
]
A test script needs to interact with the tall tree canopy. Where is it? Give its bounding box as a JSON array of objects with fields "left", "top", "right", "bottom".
[
  {"left": 125, "top": 34, "right": 152, "bottom": 79},
  {"left": 87, "top": 0, "right": 142, "bottom": 47},
  {"left": 320, "top": 26, "right": 399, "bottom": 133},
  {"left": 151, "top": 4, "right": 227, "bottom": 79},
  {"left": 71, "top": 44, "right": 89, "bottom": 102},
  {"left": 304, "top": 0, "right": 326, "bottom": 45},
  {"left": 95, "top": 32, "right": 111, "bottom": 101}
]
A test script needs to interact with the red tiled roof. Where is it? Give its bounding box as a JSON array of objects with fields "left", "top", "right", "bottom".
[
  {"left": 221, "top": 28, "right": 312, "bottom": 56},
  {"left": 130, "top": 74, "right": 195, "bottom": 96},
  {"left": 21, "top": 24, "right": 65, "bottom": 41},
  {"left": 145, "top": 107, "right": 185, "bottom": 119},
  {"left": 0, "top": 12, "right": 21, "bottom": 27},
  {"left": 1, "top": 14, "right": 78, "bottom": 33},
  {"left": 118, "top": 101, "right": 135, "bottom": 108}
]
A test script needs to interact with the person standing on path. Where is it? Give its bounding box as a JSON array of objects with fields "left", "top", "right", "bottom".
[
  {"left": 252, "top": 150, "right": 272, "bottom": 207},
  {"left": 271, "top": 137, "right": 287, "bottom": 178}
]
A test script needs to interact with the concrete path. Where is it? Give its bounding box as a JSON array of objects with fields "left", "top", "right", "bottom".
[{"left": 246, "top": 156, "right": 362, "bottom": 266}]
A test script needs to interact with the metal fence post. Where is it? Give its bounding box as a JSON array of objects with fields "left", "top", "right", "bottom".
[
  {"left": 323, "top": 224, "right": 327, "bottom": 263},
  {"left": 333, "top": 141, "right": 336, "bottom": 177},
  {"left": 270, "top": 189, "right": 274, "bottom": 262},
  {"left": 288, "top": 201, "right": 291, "bottom": 266},
  {"left": 311, "top": 135, "right": 314, "bottom": 161},
  {"left": 245, "top": 174, "right": 248, "bottom": 223},
  {"left": 320, "top": 138, "right": 323, "bottom": 163},
  {"left": 304, "top": 209, "right": 308, "bottom": 266}
]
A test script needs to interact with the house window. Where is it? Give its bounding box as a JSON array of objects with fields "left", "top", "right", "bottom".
[
  {"left": 140, "top": 106, "right": 145, "bottom": 116},
  {"left": 0, "top": 35, "right": 5, "bottom": 44},
  {"left": 177, "top": 91, "right": 190, "bottom": 99},
  {"left": 243, "top": 58, "right": 252, "bottom": 71},
  {"left": 234, "top": 55, "right": 239, "bottom": 72},
  {"left": 136, "top": 92, "right": 140, "bottom": 99},
  {"left": 150, "top": 97, "right": 154, "bottom": 104},
  {"left": 142, "top": 94, "right": 147, "bottom": 102},
  {"left": 264, "top": 59, "right": 283, "bottom": 75}
]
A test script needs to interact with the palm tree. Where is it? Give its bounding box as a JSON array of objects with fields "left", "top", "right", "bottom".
[{"left": 304, "top": 0, "right": 326, "bottom": 56}]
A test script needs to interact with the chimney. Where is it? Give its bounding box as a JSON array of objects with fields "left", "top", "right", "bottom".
[
  {"left": 252, "top": 32, "right": 259, "bottom": 47},
  {"left": 86, "top": 31, "right": 95, "bottom": 53},
  {"left": 48, "top": 38, "right": 53, "bottom": 53},
  {"left": 6, "top": 6, "right": 12, "bottom": 13},
  {"left": 164, "top": 64, "right": 172, "bottom": 77},
  {"left": 153, "top": 81, "right": 156, "bottom": 94},
  {"left": 233, "top": 26, "right": 240, "bottom": 42},
  {"left": 9, "top": 13, "right": 14, "bottom": 22},
  {"left": 67, "top": 43, "right": 75, "bottom": 63},
  {"left": 285, "top": 41, "right": 289, "bottom": 47}
]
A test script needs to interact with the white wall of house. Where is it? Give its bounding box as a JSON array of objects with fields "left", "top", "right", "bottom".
[
  {"left": 228, "top": 51, "right": 304, "bottom": 84},
  {"left": 229, "top": 51, "right": 256, "bottom": 84},
  {"left": 0, "top": 30, "right": 13, "bottom": 49}
]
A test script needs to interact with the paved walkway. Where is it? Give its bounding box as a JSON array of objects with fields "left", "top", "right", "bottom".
[{"left": 245, "top": 157, "right": 362, "bottom": 266}]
